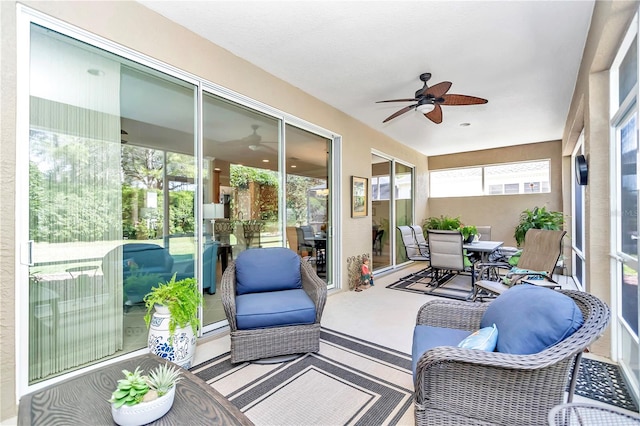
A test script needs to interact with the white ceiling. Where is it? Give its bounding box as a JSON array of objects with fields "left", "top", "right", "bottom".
[{"left": 139, "top": 0, "right": 594, "bottom": 156}]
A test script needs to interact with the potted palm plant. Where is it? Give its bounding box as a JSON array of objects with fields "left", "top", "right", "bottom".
[{"left": 144, "top": 274, "right": 203, "bottom": 369}]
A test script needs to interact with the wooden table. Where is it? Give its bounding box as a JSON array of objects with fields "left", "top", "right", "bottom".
[{"left": 18, "top": 353, "right": 253, "bottom": 426}]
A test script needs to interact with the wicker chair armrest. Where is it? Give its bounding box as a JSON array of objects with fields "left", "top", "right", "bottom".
[
  {"left": 300, "top": 260, "right": 328, "bottom": 322},
  {"left": 414, "top": 346, "right": 573, "bottom": 424},
  {"left": 416, "top": 299, "right": 488, "bottom": 330},
  {"left": 220, "top": 261, "right": 238, "bottom": 331}
]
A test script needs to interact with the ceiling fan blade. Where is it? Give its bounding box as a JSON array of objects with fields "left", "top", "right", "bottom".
[
  {"left": 422, "top": 81, "right": 452, "bottom": 98},
  {"left": 376, "top": 98, "right": 418, "bottom": 103},
  {"left": 424, "top": 103, "right": 443, "bottom": 124},
  {"left": 382, "top": 104, "right": 416, "bottom": 123},
  {"left": 441, "top": 94, "right": 488, "bottom": 105}
]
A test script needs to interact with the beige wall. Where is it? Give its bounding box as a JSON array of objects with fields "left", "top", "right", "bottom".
[
  {"left": 0, "top": 1, "right": 428, "bottom": 419},
  {"left": 427, "top": 140, "right": 563, "bottom": 247},
  {"left": 3, "top": 0, "right": 637, "bottom": 420},
  {"left": 561, "top": 0, "right": 639, "bottom": 358}
]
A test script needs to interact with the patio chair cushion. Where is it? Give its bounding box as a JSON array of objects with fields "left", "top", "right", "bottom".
[
  {"left": 412, "top": 325, "right": 473, "bottom": 377},
  {"left": 235, "top": 288, "right": 316, "bottom": 330},
  {"left": 236, "top": 247, "right": 302, "bottom": 295},
  {"left": 480, "top": 284, "right": 584, "bottom": 354},
  {"left": 457, "top": 324, "right": 498, "bottom": 351}
]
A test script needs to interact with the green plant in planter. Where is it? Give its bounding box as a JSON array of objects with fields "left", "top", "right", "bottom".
[
  {"left": 143, "top": 274, "right": 203, "bottom": 338},
  {"left": 514, "top": 206, "right": 564, "bottom": 247},
  {"left": 109, "top": 366, "right": 149, "bottom": 408},
  {"left": 423, "top": 215, "right": 462, "bottom": 231},
  {"left": 109, "top": 364, "right": 181, "bottom": 407},
  {"left": 458, "top": 225, "right": 478, "bottom": 242}
]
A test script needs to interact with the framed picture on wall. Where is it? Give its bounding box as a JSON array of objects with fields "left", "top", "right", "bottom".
[{"left": 351, "top": 176, "right": 368, "bottom": 218}]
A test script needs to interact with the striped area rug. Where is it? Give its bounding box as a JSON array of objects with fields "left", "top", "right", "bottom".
[
  {"left": 190, "top": 328, "right": 414, "bottom": 425},
  {"left": 385, "top": 267, "right": 474, "bottom": 300}
]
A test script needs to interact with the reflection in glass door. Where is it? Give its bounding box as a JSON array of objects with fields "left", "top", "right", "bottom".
[
  {"left": 285, "top": 124, "right": 331, "bottom": 283},
  {"left": 202, "top": 93, "right": 281, "bottom": 329},
  {"left": 27, "top": 24, "right": 196, "bottom": 383}
]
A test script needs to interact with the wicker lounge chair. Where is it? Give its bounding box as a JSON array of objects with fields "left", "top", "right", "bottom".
[
  {"left": 221, "top": 247, "right": 327, "bottom": 363},
  {"left": 413, "top": 288, "right": 610, "bottom": 425}
]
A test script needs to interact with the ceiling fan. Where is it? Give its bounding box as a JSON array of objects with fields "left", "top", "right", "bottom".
[
  {"left": 376, "top": 73, "right": 488, "bottom": 124},
  {"left": 223, "top": 124, "right": 277, "bottom": 152}
]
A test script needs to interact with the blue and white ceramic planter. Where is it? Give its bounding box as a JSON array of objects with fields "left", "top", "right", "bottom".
[{"left": 147, "top": 304, "right": 196, "bottom": 369}]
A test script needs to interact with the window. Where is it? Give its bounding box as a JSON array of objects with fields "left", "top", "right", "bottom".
[
  {"left": 430, "top": 160, "right": 550, "bottom": 198},
  {"left": 429, "top": 167, "right": 482, "bottom": 197},
  {"left": 610, "top": 12, "right": 640, "bottom": 399}
]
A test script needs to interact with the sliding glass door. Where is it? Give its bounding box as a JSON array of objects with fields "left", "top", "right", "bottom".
[
  {"left": 370, "top": 152, "right": 414, "bottom": 270},
  {"left": 21, "top": 15, "right": 336, "bottom": 389},
  {"left": 611, "top": 14, "right": 640, "bottom": 398},
  {"left": 27, "top": 24, "right": 197, "bottom": 382}
]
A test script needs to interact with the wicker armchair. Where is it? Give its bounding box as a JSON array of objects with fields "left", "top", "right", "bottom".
[
  {"left": 221, "top": 248, "right": 327, "bottom": 363},
  {"left": 414, "top": 290, "right": 610, "bottom": 425}
]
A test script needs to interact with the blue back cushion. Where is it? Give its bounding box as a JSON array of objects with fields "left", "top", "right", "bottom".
[
  {"left": 480, "top": 284, "right": 584, "bottom": 355},
  {"left": 236, "top": 248, "right": 302, "bottom": 295}
]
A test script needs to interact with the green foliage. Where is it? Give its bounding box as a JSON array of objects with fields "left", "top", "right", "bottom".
[
  {"left": 109, "top": 364, "right": 181, "bottom": 407},
  {"left": 230, "top": 165, "right": 278, "bottom": 189},
  {"left": 109, "top": 367, "right": 150, "bottom": 408},
  {"left": 514, "top": 206, "right": 564, "bottom": 247},
  {"left": 144, "top": 274, "right": 203, "bottom": 338},
  {"left": 147, "top": 363, "right": 181, "bottom": 397},
  {"left": 286, "top": 174, "right": 326, "bottom": 226},
  {"left": 458, "top": 225, "right": 477, "bottom": 240},
  {"left": 423, "top": 215, "right": 462, "bottom": 230}
]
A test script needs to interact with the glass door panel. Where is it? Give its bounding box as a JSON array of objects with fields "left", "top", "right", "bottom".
[
  {"left": 285, "top": 124, "right": 331, "bottom": 282},
  {"left": 202, "top": 92, "right": 281, "bottom": 328},
  {"left": 371, "top": 154, "right": 392, "bottom": 270},
  {"left": 27, "top": 24, "right": 196, "bottom": 383},
  {"left": 395, "top": 162, "right": 414, "bottom": 264}
]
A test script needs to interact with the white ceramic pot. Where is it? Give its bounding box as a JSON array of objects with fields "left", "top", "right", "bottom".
[
  {"left": 111, "top": 385, "right": 175, "bottom": 426},
  {"left": 147, "top": 304, "right": 196, "bottom": 369}
]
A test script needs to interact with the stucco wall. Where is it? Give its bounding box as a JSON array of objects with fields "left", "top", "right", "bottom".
[
  {"left": 561, "top": 0, "right": 639, "bottom": 359},
  {"left": 427, "top": 140, "right": 563, "bottom": 247},
  {"left": 0, "top": 1, "right": 428, "bottom": 419}
]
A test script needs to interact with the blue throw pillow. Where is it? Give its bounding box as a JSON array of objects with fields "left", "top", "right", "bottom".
[
  {"left": 236, "top": 248, "right": 302, "bottom": 295},
  {"left": 480, "top": 284, "right": 584, "bottom": 354},
  {"left": 458, "top": 324, "right": 498, "bottom": 351}
]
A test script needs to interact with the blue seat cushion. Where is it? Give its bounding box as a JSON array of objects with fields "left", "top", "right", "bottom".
[
  {"left": 480, "top": 284, "right": 584, "bottom": 355},
  {"left": 235, "top": 288, "right": 316, "bottom": 330},
  {"left": 412, "top": 325, "right": 473, "bottom": 378},
  {"left": 236, "top": 248, "right": 302, "bottom": 295}
]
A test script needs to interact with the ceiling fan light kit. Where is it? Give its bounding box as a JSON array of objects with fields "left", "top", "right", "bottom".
[{"left": 376, "top": 72, "right": 488, "bottom": 124}]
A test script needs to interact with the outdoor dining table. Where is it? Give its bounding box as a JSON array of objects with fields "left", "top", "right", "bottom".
[{"left": 463, "top": 240, "right": 503, "bottom": 263}]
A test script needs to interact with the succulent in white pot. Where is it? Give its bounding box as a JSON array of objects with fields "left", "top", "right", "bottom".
[{"left": 109, "top": 363, "right": 181, "bottom": 426}]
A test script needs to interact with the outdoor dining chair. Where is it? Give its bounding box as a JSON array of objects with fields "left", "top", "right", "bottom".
[
  {"left": 398, "top": 225, "right": 430, "bottom": 262},
  {"left": 426, "top": 229, "right": 474, "bottom": 288},
  {"left": 472, "top": 228, "right": 567, "bottom": 300}
]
